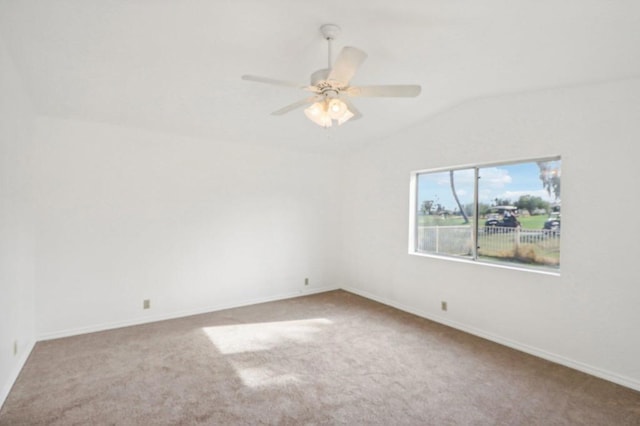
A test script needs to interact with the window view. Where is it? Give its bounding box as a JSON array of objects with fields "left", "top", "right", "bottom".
[
  {"left": 415, "top": 168, "right": 475, "bottom": 258},
  {"left": 413, "top": 157, "right": 561, "bottom": 272}
]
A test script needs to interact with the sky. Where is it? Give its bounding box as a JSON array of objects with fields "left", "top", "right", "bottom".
[{"left": 416, "top": 160, "right": 561, "bottom": 212}]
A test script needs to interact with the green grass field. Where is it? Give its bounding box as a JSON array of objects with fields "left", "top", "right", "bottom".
[
  {"left": 517, "top": 215, "right": 547, "bottom": 229},
  {"left": 419, "top": 214, "right": 549, "bottom": 230},
  {"left": 418, "top": 215, "right": 467, "bottom": 227}
]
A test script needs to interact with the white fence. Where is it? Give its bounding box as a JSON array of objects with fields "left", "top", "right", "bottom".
[
  {"left": 417, "top": 225, "right": 473, "bottom": 256},
  {"left": 417, "top": 225, "right": 560, "bottom": 264}
]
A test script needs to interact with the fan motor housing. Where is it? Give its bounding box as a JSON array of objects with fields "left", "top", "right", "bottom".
[
  {"left": 310, "top": 69, "right": 341, "bottom": 99},
  {"left": 310, "top": 69, "right": 330, "bottom": 85}
]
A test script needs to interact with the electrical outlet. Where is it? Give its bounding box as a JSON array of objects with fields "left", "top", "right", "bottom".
[
  {"left": 304, "top": 278, "right": 309, "bottom": 286},
  {"left": 13, "top": 340, "right": 18, "bottom": 356},
  {"left": 441, "top": 301, "right": 448, "bottom": 311},
  {"left": 143, "top": 299, "right": 150, "bottom": 309}
]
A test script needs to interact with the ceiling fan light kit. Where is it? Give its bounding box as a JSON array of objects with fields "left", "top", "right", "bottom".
[
  {"left": 242, "top": 24, "right": 421, "bottom": 128},
  {"left": 304, "top": 97, "right": 355, "bottom": 128}
]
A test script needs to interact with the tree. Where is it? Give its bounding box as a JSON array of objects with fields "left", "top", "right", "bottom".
[
  {"left": 493, "top": 198, "right": 513, "bottom": 206},
  {"left": 537, "top": 160, "right": 561, "bottom": 200},
  {"left": 478, "top": 203, "right": 491, "bottom": 216},
  {"left": 462, "top": 203, "right": 474, "bottom": 218},
  {"left": 461, "top": 202, "right": 490, "bottom": 217},
  {"left": 516, "top": 195, "right": 550, "bottom": 215},
  {"left": 420, "top": 200, "right": 434, "bottom": 215},
  {"left": 449, "top": 170, "right": 469, "bottom": 223}
]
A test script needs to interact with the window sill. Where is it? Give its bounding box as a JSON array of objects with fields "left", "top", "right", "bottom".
[{"left": 409, "top": 250, "right": 561, "bottom": 277}]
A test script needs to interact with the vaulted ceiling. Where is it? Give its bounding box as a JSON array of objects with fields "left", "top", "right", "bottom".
[{"left": 1, "top": 0, "right": 639, "bottom": 151}]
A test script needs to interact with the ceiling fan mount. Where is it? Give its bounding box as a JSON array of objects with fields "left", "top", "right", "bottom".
[
  {"left": 319, "top": 23, "right": 341, "bottom": 41},
  {"left": 242, "top": 24, "right": 421, "bottom": 128}
]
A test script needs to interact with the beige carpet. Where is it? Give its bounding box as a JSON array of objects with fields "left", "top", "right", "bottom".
[{"left": 1, "top": 290, "right": 639, "bottom": 425}]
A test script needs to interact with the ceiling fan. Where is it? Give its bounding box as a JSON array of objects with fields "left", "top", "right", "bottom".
[{"left": 242, "top": 24, "right": 421, "bottom": 128}]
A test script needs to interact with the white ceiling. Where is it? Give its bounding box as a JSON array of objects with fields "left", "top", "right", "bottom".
[{"left": 1, "top": 0, "right": 639, "bottom": 152}]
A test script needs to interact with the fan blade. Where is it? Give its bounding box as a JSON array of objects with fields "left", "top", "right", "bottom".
[
  {"left": 242, "top": 75, "right": 309, "bottom": 89},
  {"left": 327, "top": 47, "right": 368, "bottom": 85},
  {"left": 271, "top": 96, "right": 321, "bottom": 116},
  {"left": 347, "top": 85, "right": 422, "bottom": 97}
]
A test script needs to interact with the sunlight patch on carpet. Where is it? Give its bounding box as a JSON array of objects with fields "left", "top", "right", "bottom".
[
  {"left": 234, "top": 367, "right": 301, "bottom": 388},
  {"left": 202, "top": 318, "right": 332, "bottom": 354}
]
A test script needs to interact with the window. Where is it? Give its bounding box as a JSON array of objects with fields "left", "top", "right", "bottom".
[{"left": 410, "top": 157, "right": 561, "bottom": 273}]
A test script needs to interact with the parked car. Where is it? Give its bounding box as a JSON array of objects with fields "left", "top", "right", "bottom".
[
  {"left": 543, "top": 212, "right": 561, "bottom": 235},
  {"left": 485, "top": 214, "right": 521, "bottom": 229},
  {"left": 484, "top": 206, "right": 521, "bottom": 231}
]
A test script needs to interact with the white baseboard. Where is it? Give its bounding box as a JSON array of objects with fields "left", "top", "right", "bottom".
[
  {"left": 0, "top": 339, "right": 36, "bottom": 410},
  {"left": 342, "top": 286, "right": 640, "bottom": 393},
  {"left": 37, "top": 285, "right": 339, "bottom": 341}
]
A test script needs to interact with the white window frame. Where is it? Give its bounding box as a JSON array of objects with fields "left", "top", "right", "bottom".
[{"left": 409, "top": 156, "right": 561, "bottom": 275}]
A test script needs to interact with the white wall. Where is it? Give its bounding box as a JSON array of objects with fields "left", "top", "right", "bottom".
[
  {"left": 33, "top": 118, "right": 343, "bottom": 338},
  {"left": 3, "top": 52, "right": 640, "bottom": 406},
  {"left": 0, "top": 36, "right": 37, "bottom": 405},
  {"left": 341, "top": 78, "right": 640, "bottom": 390}
]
